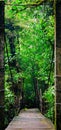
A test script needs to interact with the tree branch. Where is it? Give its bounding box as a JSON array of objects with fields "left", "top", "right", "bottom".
[{"left": 6, "top": 0, "right": 53, "bottom": 7}]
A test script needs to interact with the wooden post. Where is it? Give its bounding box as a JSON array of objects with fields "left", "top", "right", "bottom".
[
  {"left": 0, "top": 1, "right": 5, "bottom": 130},
  {"left": 56, "top": 1, "right": 61, "bottom": 129}
]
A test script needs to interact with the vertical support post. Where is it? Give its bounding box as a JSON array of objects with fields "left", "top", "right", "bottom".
[
  {"left": 56, "top": 1, "right": 61, "bottom": 129},
  {"left": 0, "top": 1, "right": 5, "bottom": 130}
]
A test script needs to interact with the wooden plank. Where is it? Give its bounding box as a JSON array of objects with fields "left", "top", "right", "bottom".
[{"left": 5, "top": 109, "right": 55, "bottom": 130}]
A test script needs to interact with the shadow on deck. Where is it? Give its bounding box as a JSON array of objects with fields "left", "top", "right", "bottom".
[{"left": 5, "top": 108, "right": 55, "bottom": 130}]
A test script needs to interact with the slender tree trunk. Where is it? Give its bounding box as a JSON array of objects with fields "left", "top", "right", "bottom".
[
  {"left": 33, "top": 77, "right": 40, "bottom": 107},
  {"left": 48, "top": 44, "right": 54, "bottom": 85},
  {"left": 5, "top": 41, "right": 14, "bottom": 84},
  {"left": 0, "top": 1, "right": 5, "bottom": 129},
  {"left": 56, "top": 1, "right": 61, "bottom": 129}
]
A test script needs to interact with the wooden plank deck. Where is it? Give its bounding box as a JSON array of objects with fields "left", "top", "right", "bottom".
[{"left": 5, "top": 108, "right": 55, "bottom": 130}]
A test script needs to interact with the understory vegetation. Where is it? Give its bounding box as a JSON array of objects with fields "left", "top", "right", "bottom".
[{"left": 4, "top": 0, "right": 54, "bottom": 127}]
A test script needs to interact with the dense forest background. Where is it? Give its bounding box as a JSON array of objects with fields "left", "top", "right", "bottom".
[{"left": 4, "top": 0, "right": 54, "bottom": 127}]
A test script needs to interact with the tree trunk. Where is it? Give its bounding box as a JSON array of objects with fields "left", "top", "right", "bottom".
[
  {"left": 33, "top": 77, "right": 40, "bottom": 107},
  {"left": 0, "top": 1, "right": 5, "bottom": 130},
  {"left": 56, "top": 1, "right": 61, "bottom": 129}
]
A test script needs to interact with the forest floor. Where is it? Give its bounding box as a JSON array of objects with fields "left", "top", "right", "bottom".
[{"left": 5, "top": 108, "right": 55, "bottom": 130}]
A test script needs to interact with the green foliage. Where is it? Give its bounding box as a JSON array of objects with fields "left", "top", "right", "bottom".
[
  {"left": 43, "top": 86, "right": 55, "bottom": 120},
  {"left": 4, "top": 0, "right": 54, "bottom": 126},
  {"left": 23, "top": 78, "right": 35, "bottom": 107},
  {"left": 43, "top": 86, "right": 55, "bottom": 102},
  {"left": 4, "top": 70, "right": 15, "bottom": 126}
]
